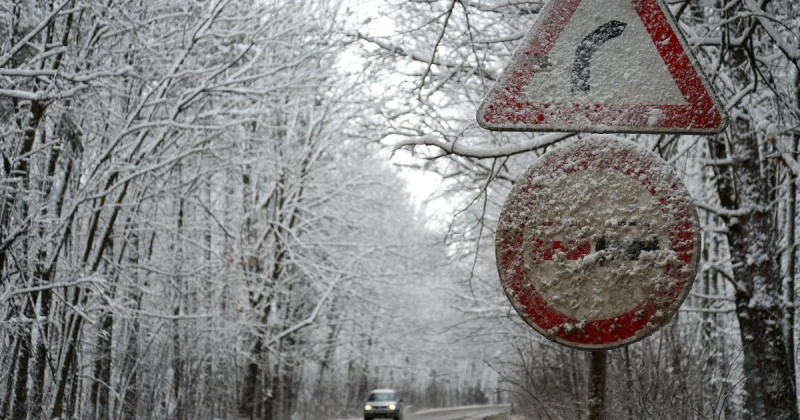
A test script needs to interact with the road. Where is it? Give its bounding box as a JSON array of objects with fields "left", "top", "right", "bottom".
[
  {"left": 330, "top": 404, "right": 511, "bottom": 420},
  {"left": 405, "top": 404, "right": 511, "bottom": 420}
]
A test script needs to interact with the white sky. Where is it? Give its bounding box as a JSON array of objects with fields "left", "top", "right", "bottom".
[{"left": 342, "top": 0, "right": 453, "bottom": 221}]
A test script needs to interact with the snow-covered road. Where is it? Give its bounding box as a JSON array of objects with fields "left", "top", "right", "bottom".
[
  {"left": 330, "top": 404, "right": 511, "bottom": 420},
  {"left": 406, "top": 404, "right": 510, "bottom": 420}
]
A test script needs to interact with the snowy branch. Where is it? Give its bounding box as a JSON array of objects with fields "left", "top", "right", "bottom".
[
  {"left": 356, "top": 32, "right": 500, "bottom": 82},
  {"left": 393, "top": 132, "right": 574, "bottom": 158},
  {"left": 0, "top": 0, "right": 72, "bottom": 68},
  {"left": 694, "top": 201, "right": 751, "bottom": 217},
  {"left": 742, "top": 0, "right": 800, "bottom": 64}
]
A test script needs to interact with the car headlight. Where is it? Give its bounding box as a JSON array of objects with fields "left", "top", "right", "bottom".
[
  {"left": 364, "top": 405, "right": 372, "bottom": 411},
  {"left": 389, "top": 404, "right": 396, "bottom": 410}
]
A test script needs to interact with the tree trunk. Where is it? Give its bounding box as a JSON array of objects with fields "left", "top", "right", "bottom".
[
  {"left": 711, "top": 136, "right": 798, "bottom": 419},
  {"left": 786, "top": 77, "right": 800, "bottom": 402},
  {"left": 171, "top": 195, "right": 185, "bottom": 420},
  {"left": 90, "top": 311, "right": 114, "bottom": 420},
  {"left": 2, "top": 337, "right": 21, "bottom": 419},
  {"left": 12, "top": 299, "right": 34, "bottom": 420},
  {"left": 121, "top": 318, "right": 139, "bottom": 420},
  {"left": 120, "top": 229, "right": 140, "bottom": 420},
  {"left": 51, "top": 299, "right": 82, "bottom": 419}
]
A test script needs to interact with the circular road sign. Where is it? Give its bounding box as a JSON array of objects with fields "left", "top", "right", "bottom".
[{"left": 496, "top": 136, "right": 699, "bottom": 349}]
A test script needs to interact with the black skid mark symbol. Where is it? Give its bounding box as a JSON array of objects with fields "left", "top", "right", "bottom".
[{"left": 571, "top": 20, "right": 627, "bottom": 93}]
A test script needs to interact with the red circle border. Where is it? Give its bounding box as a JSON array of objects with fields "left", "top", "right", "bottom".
[{"left": 496, "top": 138, "right": 700, "bottom": 349}]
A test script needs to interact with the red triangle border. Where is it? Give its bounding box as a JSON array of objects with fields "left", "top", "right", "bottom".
[{"left": 477, "top": 0, "right": 728, "bottom": 134}]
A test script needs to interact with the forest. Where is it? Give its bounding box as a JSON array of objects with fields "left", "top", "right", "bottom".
[{"left": 0, "top": 0, "right": 798, "bottom": 419}]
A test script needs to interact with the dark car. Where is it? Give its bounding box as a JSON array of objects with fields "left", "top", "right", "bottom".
[{"left": 363, "top": 388, "right": 403, "bottom": 420}]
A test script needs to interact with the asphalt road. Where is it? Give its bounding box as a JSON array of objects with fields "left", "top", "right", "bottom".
[{"left": 404, "top": 404, "right": 511, "bottom": 420}]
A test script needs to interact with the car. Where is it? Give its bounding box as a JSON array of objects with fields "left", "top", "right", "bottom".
[{"left": 363, "top": 388, "right": 404, "bottom": 420}]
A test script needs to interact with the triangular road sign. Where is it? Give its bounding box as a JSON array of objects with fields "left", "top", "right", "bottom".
[{"left": 476, "top": 0, "right": 728, "bottom": 133}]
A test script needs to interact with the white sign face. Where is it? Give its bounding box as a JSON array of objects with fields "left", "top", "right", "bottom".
[
  {"left": 476, "top": 0, "right": 728, "bottom": 133},
  {"left": 496, "top": 137, "right": 700, "bottom": 349},
  {"left": 525, "top": 168, "right": 671, "bottom": 321},
  {"left": 523, "top": 0, "right": 684, "bottom": 106}
]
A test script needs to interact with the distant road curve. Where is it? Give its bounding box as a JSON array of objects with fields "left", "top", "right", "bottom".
[
  {"left": 328, "top": 403, "right": 510, "bottom": 420},
  {"left": 407, "top": 404, "right": 511, "bottom": 420}
]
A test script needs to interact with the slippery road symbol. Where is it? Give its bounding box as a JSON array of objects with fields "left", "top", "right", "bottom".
[{"left": 571, "top": 20, "right": 628, "bottom": 93}]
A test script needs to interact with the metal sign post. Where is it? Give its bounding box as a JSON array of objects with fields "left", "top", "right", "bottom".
[{"left": 588, "top": 351, "right": 607, "bottom": 420}]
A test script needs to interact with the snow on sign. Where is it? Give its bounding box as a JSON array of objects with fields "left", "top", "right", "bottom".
[
  {"left": 476, "top": 0, "right": 728, "bottom": 133},
  {"left": 496, "top": 137, "right": 700, "bottom": 349}
]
